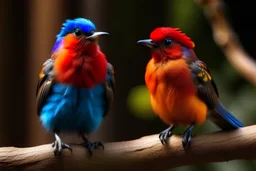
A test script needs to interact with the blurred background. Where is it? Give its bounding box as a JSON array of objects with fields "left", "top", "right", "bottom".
[{"left": 0, "top": 0, "right": 256, "bottom": 170}]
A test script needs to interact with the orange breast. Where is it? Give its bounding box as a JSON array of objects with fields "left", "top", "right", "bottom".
[{"left": 145, "top": 58, "right": 207, "bottom": 126}]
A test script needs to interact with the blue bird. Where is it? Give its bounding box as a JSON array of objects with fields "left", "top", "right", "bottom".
[{"left": 36, "top": 18, "right": 115, "bottom": 155}]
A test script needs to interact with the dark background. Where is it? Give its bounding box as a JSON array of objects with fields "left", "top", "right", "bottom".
[{"left": 1, "top": 0, "right": 256, "bottom": 170}]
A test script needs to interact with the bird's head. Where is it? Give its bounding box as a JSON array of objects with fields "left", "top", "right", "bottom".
[
  {"left": 52, "top": 18, "right": 109, "bottom": 55},
  {"left": 137, "top": 27, "right": 195, "bottom": 62},
  {"left": 51, "top": 18, "right": 109, "bottom": 88}
]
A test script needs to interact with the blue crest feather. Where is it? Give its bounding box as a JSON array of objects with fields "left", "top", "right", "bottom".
[
  {"left": 51, "top": 18, "right": 96, "bottom": 53},
  {"left": 57, "top": 18, "right": 96, "bottom": 39}
]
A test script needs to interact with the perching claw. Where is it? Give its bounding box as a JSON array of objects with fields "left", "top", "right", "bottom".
[
  {"left": 52, "top": 133, "right": 72, "bottom": 156},
  {"left": 182, "top": 124, "right": 195, "bottom": 150},
  {"left": 159, "top": 125, "right": 174, "bottom": 145},
  {"left": 80, "top": 134, "right": 104, "bottom": 156}
]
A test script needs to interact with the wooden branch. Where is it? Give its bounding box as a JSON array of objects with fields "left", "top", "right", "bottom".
[
  {"left": 194, "top": 0, "right": 256, "bottom": 87},
  {"left": 0, "top": 125, "right": 256, "bottom": 171}
]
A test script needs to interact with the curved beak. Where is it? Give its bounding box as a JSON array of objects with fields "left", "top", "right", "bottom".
[
  {"left": 137, "top": 39, "right": 158, "bottom": 48},
  {"left": 86, "top": 32, "right": 109, "bottom": 40}
]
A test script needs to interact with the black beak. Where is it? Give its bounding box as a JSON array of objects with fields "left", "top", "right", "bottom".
[
  {"left": 86, "top": 32, "right": 109, "bottom": 39},
  {"left": 137, "top": 39, "right": 158, "bottom": 48}
]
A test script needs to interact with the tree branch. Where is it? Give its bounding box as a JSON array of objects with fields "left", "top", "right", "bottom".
[
  {"left": 0, "top": 125, "right": 256, "bottom": 171},
  {"left": 194, "top": 0, "right": 256, "bottom": 87}
]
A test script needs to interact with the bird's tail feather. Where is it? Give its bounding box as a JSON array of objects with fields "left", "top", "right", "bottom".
[{"left": 208, "top": 101, "right": 244, "bottom": 130}]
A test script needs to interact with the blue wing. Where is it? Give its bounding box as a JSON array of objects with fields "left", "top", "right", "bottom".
[{"left": 190, "top": 60, "right": 244, "bottom": 130}]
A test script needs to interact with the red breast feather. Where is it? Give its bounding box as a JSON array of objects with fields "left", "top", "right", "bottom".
[{"left": 53, "top": 34, "right": 107, "bottom": 88}]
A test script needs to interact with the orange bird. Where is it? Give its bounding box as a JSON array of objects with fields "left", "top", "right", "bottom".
[{"left": 137, "top": 27, "right": 244, "bottom": 149}]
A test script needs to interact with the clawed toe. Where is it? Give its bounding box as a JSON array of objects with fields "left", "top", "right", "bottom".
[
  {"left": 52, "top": 133, "right": 72, "bottom": 156},
  {"left": 81, "top": 135, "right": 104, "bottom": 156},
  {"left": 159, "top": 126, "right": 174, "bottom": 145},
  {"left": 182, "top": 124, "right": 195, "bottom": 150},
  {"left": 83, "top": 141, "right": 104, "bottom": 156},
  {"left": 182, "top": 131, "right": 192, "bottom": 149}
]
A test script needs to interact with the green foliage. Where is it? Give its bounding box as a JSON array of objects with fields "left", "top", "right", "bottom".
[
  {"left": 127, "top": 85, "right": 156, "bottom": 120},
  {"left": 167, "top": 0, "right": 201, "bottom": 34}
]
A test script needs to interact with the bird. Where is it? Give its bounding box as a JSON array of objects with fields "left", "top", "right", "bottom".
[
  {"left": 36, "top": 18, "right": 115, "bottom": 155},
  {"left": 137, "top": 27, "right": 244, "bottom": 149}
]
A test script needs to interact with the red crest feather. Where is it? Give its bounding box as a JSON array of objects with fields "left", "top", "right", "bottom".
[{"left": 150, "top": 27, "right": 195, "bottom": 49}]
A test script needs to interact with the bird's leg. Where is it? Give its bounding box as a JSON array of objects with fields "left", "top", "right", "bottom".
[
  {"left": 52, "top": 133, "right": 72, "bottom": 155},
  {"left": 182, "top": 123, "right": 195, "bottom": 150},
  {"left": 159, "top": 125, "right": 174, "bottom": 145},
  {"left": 80, "top": 134, "right": 104, "bottom": 156}
]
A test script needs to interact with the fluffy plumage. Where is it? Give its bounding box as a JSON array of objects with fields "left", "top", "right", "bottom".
[
  {"left": 40, "top": 79, "right": 107, "bottom": 133},
  {"left": 137, "top": 26, "right": 244, "bottom": 149}
]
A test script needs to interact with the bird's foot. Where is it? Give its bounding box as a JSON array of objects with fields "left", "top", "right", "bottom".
[
  {"left": 159, "top": 126, "right": 174, "bottom": 145},
  {"left": 182, "top": 124, "right": 195, "bottom": 150},
  {"left": 52, "top": 133, "right": 72, "bottom": 156},
  {"left": 81, "top": 135, "right": 104, "bottom": 156}
]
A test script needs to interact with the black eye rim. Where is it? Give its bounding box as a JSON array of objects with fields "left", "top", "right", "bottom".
[
  {"left": 164, "top": 39, "right": 172, "bottom": 46},
  {"left": 74, "top": 28, "right": 82, "bottom": 37}
]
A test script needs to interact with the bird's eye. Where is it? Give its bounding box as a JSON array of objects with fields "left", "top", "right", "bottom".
[
  {"left": 164, "top": 39, "right": 172, "bottom": 46},
  {"left": 74, "top": 29, "right": 82, "bottom": 37}
]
